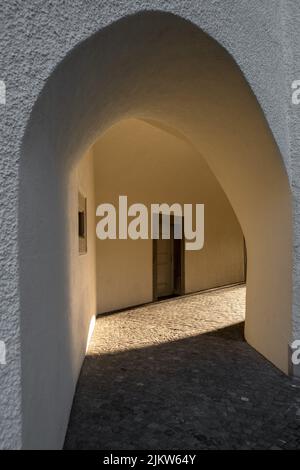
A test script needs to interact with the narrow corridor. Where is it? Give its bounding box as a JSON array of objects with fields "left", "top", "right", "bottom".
[{"left": 64, "top": 286, "right": 300, "bottom": 450}]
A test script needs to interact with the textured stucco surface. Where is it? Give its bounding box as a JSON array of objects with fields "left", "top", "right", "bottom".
[
  {"left": 285, "top": 3, "right": 300, "bottom": 342},
  {"left": 0, "top": 0, "right": 299, "bottom": 449}
]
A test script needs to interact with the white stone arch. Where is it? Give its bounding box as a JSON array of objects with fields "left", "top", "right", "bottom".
[{"left": 19, "top": 11, "right": 292, "bottom": 449}]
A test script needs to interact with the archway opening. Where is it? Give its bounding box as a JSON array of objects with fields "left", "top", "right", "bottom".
[
  {"left": 89, "top": 117, "right": 246, "bottom": 313},
  {"left": 19, "top": 11, "right": 292, "bottom": 449}
]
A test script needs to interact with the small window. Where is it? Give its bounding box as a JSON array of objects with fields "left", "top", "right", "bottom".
[
  {"left": 78, "top": 191, "right": 87, "bottom": 254},
  {"left": 78, "top": 211, "right": 85, "bottom": 238}
]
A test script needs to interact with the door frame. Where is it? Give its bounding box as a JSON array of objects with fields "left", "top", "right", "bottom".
[{"left": 152, "top": 214, "right": 185, "bottom": 301}]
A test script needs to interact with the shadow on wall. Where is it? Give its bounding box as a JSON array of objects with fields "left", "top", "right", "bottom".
[{"left": 64, "top": 321, "right": 299, "bottom": 450}]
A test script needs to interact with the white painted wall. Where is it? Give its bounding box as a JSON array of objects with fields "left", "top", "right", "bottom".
[
  {"left": 17, "top": 11, "right": 293, "bottom": 449},
  {"left": 20, "top": 148, "right": 97, "bottom": 449},
  {"left": 69, "top": 148, "right": 97, "bottom": 365},
  {"left": 94, "top": 119, "right": 245, "bottom": 314}
]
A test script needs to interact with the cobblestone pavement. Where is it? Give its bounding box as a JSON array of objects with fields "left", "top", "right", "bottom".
[{"left": 64, "top": 285, "right": 300, "bottom": 450}]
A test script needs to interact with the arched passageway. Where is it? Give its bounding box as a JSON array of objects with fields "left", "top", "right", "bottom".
[
  {"left": 19, "top": 11, "right": 292, "bottom": 449},
  {"left": 84, "top": 117, "right": 246, "bottom": 314}
]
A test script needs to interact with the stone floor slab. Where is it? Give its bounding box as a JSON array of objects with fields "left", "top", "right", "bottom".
[{"left": 64, "top": 286, "right": 300, "bottom": 450}]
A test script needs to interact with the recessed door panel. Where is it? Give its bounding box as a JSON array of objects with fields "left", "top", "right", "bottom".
[{"left": 156, "top": 237, "right": 173, "bottom": 297}]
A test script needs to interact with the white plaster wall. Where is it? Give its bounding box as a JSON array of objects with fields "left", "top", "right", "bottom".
[
  {"left": 283, "top": 2, "right": 300, "bottom": 348},
  {"left": 69, "top": 149, "right": 97, "bottom": 372},
  {"left": 94, "top": 119, "right": 245, "bottom": 314},
  {"left": 0, "top": 0, "right": 298, "bottom": 450},
  {"left": 20, "top": 147, "right": 96, "bottom": 449},
  {"left": 18, "top": 11, "right": 292, "bottom": 448},
  {"left": 17, "top": 12, "right": 292, "bottom": 448}
]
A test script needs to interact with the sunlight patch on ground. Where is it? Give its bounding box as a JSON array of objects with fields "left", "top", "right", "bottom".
[{"left": 88, "top": 285, "right": 246, "bottom": 356}]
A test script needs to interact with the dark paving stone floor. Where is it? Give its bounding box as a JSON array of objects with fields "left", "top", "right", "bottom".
[{"left": 64, "top": 287, "right": 300, "bottom": 450}]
